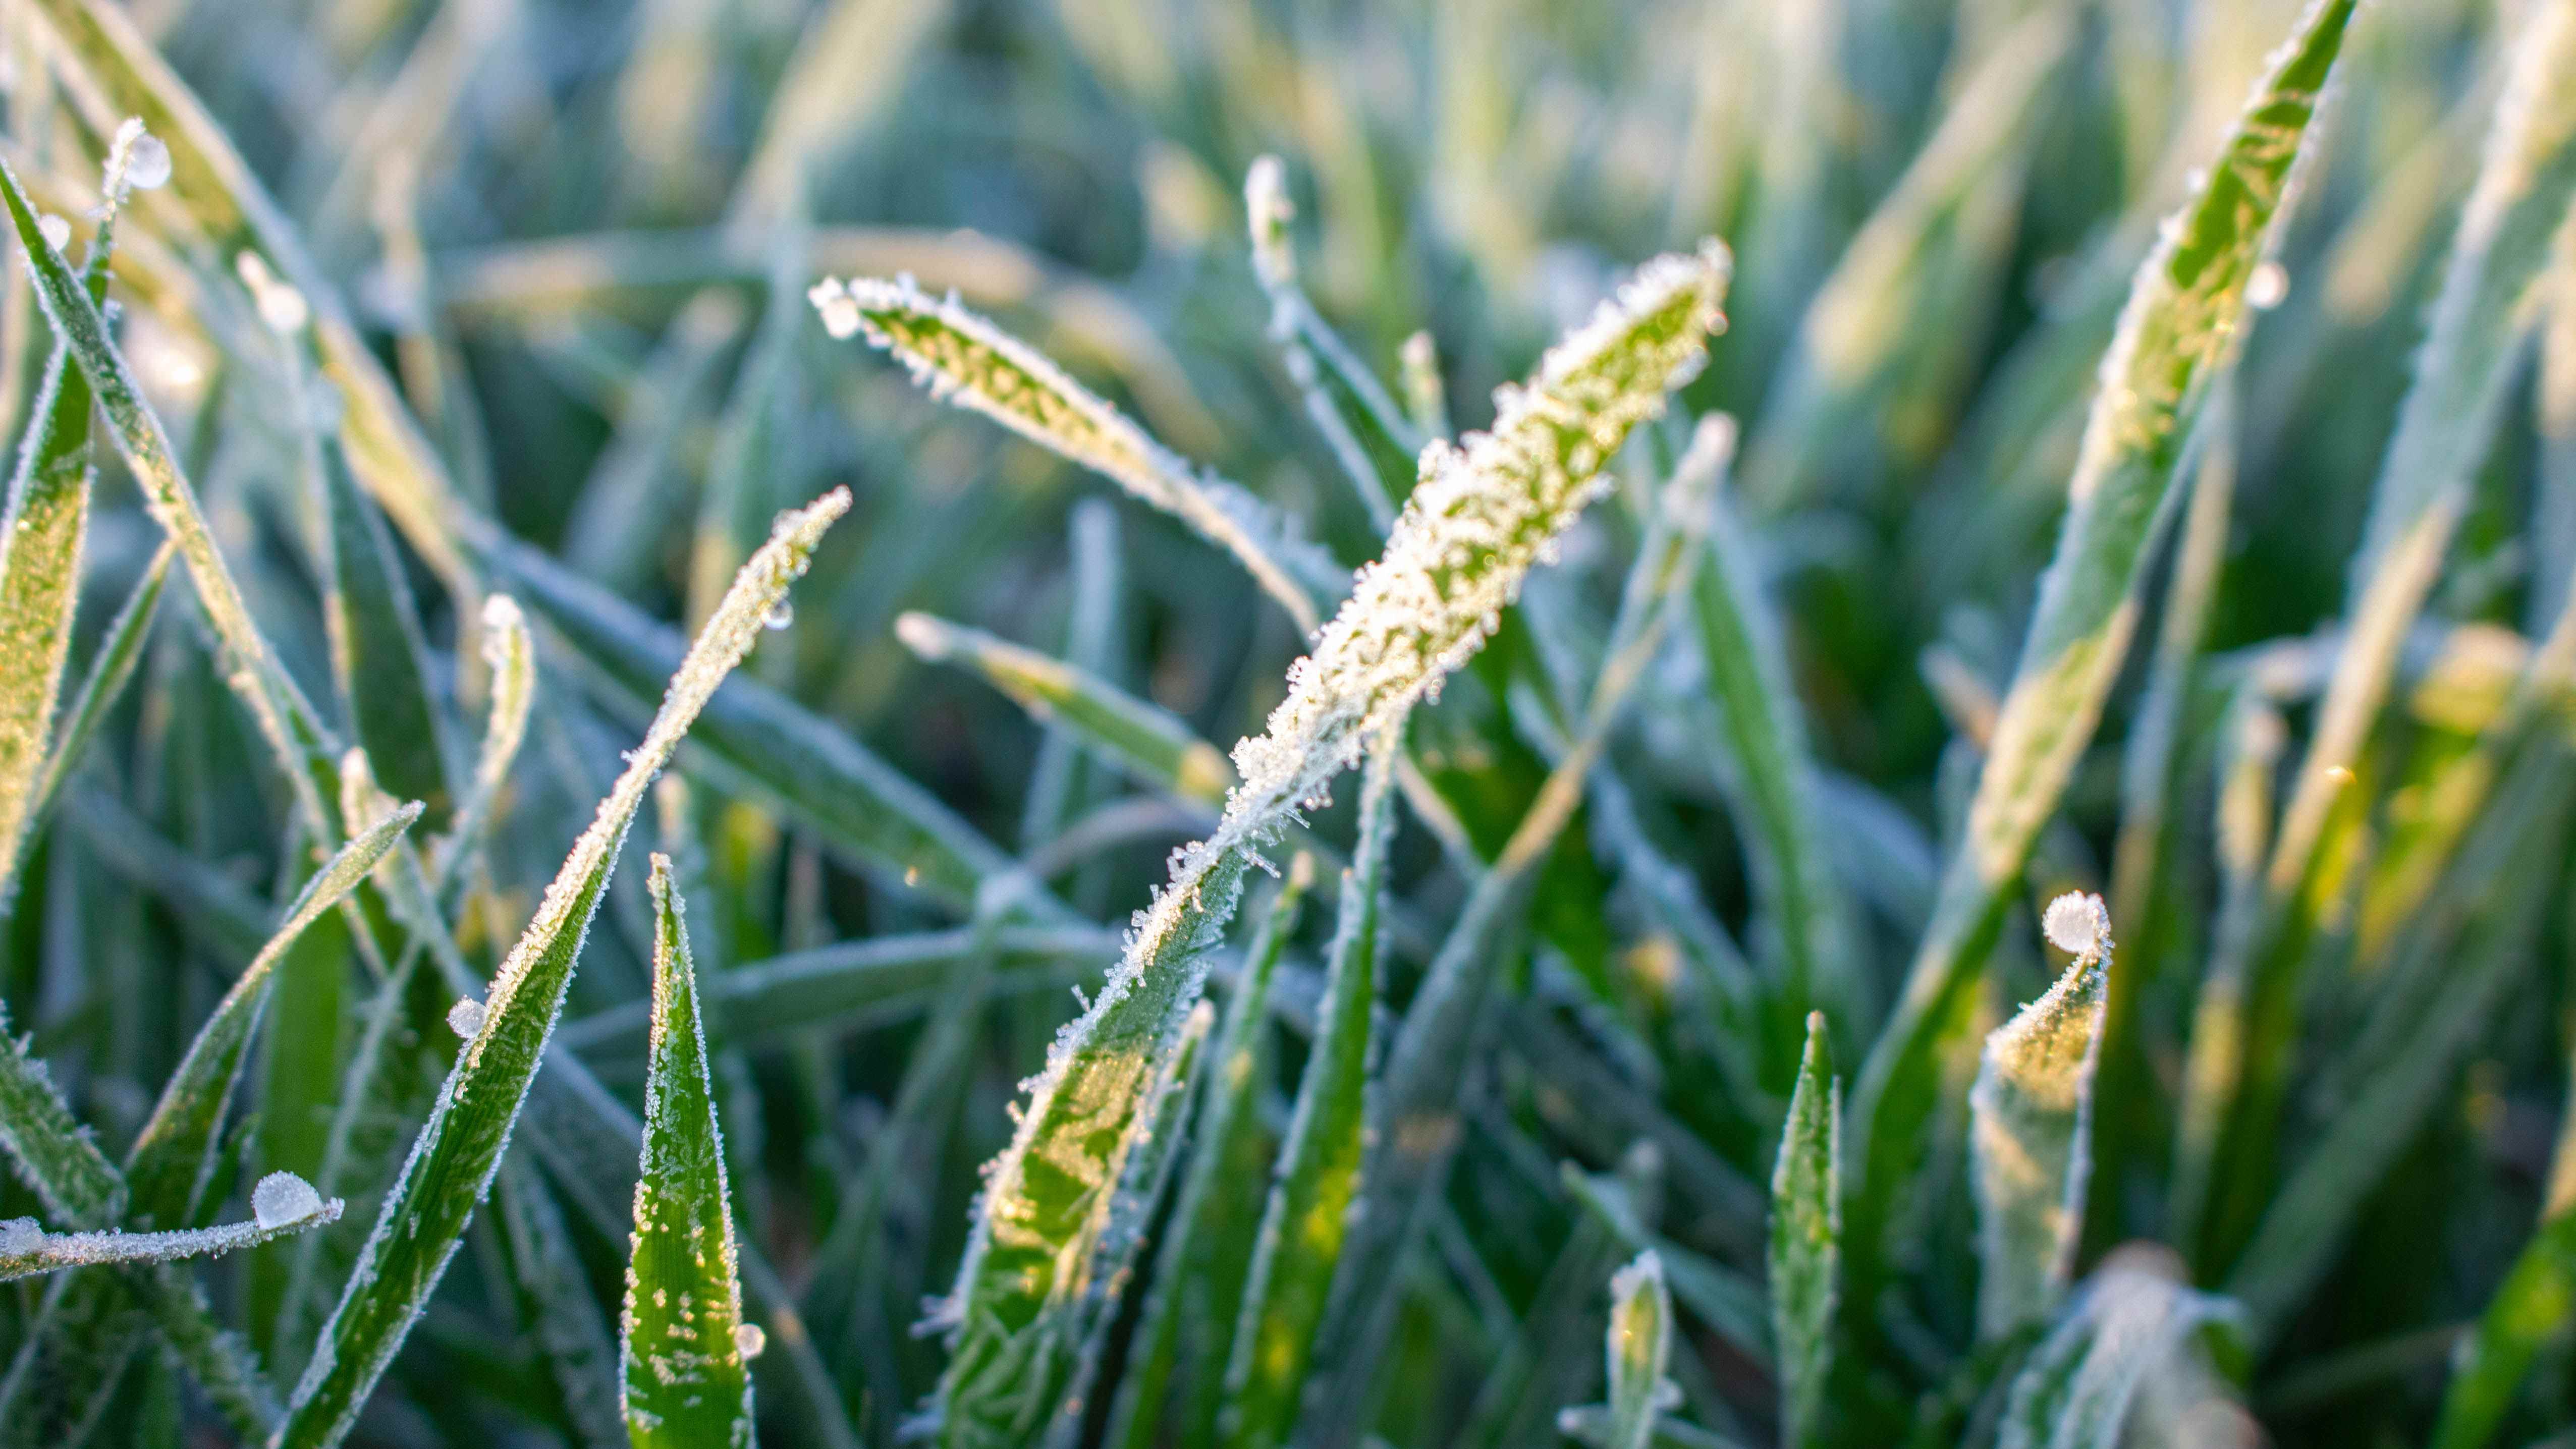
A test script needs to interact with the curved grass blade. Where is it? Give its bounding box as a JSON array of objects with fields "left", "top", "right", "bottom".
[
  {"left": 1104, "top": 856, "right": 1315, "bottom": 1449},
  {"left": 1220, "top": 742, "right": 1398, "bottom": 1449},
  {"left": 2196, "top": 0, "right": 2576, "bottom": 1276},
  {"left": 1842, "top": 0, "right": 2357, "bottom": 1310},
  {"left": 1970, "top": 896, "right": 2112, "bottom": 1339},
  {"left": 24, "top": 540, "right": 172, "bottom": 837},
  {"left": 122, "top": 802, "right": 422, "bottom": 1230},
  {"left": 620, "top": 855, "right": 754, "bottom": 1448},
  {"left": 277, "top": 490, "right": 847, "bottom": 1449},
  {"left": 0, "top": 1184, "right": 341, "bottom": 1283},
  {"left": 811, "top": 272, "right": 1335, "bottom": 632},
  {"left": 1604, "top": 1252, "right": 1675, "bottom": 1449},
  {"left": 1994, "top": 1252, "right": 2246, "bottom": 1449},
  {"left": 1563, "top": 1163, "right": 1769, "bottom": 1369},
  {"left": 1771, "top": 1014, "right": 1838, "bottom": 1449},
  {"left": 0, "top": 344, "right": 96, "bottom": 910},
  {"left": 899, "top": 610, "right": 1234, "bottom": 808},
  {"left": 496, "top": 1158, "right": 626, "bottom": 1449}
]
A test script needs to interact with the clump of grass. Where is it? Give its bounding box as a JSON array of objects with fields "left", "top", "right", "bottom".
[{"left": 0, "top": 1, "right": 2573, "bottom": 1448}]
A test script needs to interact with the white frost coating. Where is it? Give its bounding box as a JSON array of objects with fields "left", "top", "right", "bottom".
[
  {"left": 0, "top": 1194, "right": 343, "bottom": 1282},
  {"left": 1223, "top": 241, "right": 1731, "bottom": 844},
  {"left": 448, "top": 996, "right": 487, "bottom": 1038},
  {"left": 33, "top": 214, "right": 68, "bottom": 252},
  {"left": 2041, "top": 891, "right": 2111, "bottom": 957},
  {"left": 254, "top": 1170, "right": 326, "bottom": 1228},
  {"left": 2244, "top": 261, "right": 2288, "bottom": 310},
  {"left": 1245, "top": 154, "right": 1296, "bottom": 293},
  {"left": 733, "top": 1322, "right": 766, "bottom": 1359},
  {"left": 0, "top": 1216, "right": 39, "bottom": 1252},
  {"left": 806, "top": 270, "right": 1334, "bottom": 633},
  {"left": 102, "top": 118, "right": 169, "bottom": 203}
]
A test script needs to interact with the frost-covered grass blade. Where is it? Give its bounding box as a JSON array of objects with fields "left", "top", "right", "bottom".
[{"left": 1770, "top": 1013, "right": 1838, "bottom": 1449}]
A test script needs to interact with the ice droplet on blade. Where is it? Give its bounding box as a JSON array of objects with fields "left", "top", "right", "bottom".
[{"left": 253, "top": 1171, "right": 324, "bottom": 1229}]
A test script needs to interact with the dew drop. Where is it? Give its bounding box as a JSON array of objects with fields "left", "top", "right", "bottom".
[
  {"left": 2244, "top": 260, "right": 2289, "bottom": 310},
  {"left": 448, "top": 995, "right": 487, "bottom": 1038},
  {"left": 734, "top": 1322, "right": 766, "bottom": 1360},
  {"left": 762, "top": 602, "right": 793, "bottom": 632},
  {"left": 253, "top": 1171, "right": 324, "bottom": 1229},
  {"left": 2041, "top": 891, "right": 2109, "bottom": 957},
  {"left": 124, "top": 132, "right": 173, "bottom": 191}
]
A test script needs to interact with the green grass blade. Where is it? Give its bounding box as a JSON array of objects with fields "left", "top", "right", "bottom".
[
  {"left": 489, "top": 536, "right": 1028, "bottom": 915},
  {"left": 0, "top": 1184, "right": 341, "bottom": 1282},
  {"left": 307, "top": 383, "right": 456, "bottom": 824},
  {"left": 1770, "top": 1013, "right": 1838, "bottom": 1449},
  {"left": 1563, "top": 1164, "right": 1770, "bottom": 1369},
  {"left": 1969, "top": 896, "right": 2112, "bottom": 1339},
  {"left": 899, "top": 610, "right": 1234, "bottom": 808},
  {"left": 2432, "top": 1207, "right": 2576, "bottom": 1449},
  {"left": 928, "top": 244, "right": 1724, "bottom": 1449},
  {"left": 122, "top": 802, "right": 421, "bottom": 1230},
  {"left": 812, "top": 273, "right": 1336, "bottom": 633},
  {"left": 1104, "top": 856, "right": 1315, "bottom": 1449},
  {"left": 1604, "top": 1252, "right": 1675, "bottom": 1449},
  {"left": 496, "top": 1158, "right": 626, "bottom": 1449},
  {"left": 620, "top": 855, "right": 754, "bottom": 1448},
  {"left": 1842, "top": 0, "right": 2356, "bottom": 1311},
  {"left": 1994, "top": 1255, "right": 2245, "bottom": 1449},
  {"left": 1220, "top": 740, "right": 1398, "bottom": 1449},
  {"left": 0, "top": 339, "right": 96, "bottom": 908},
  {"left": 25, "top": 540, "right": 172, "bottom": 835},
  {"left": 277, "top": 490, "right": 846, "bottom": 1448}
]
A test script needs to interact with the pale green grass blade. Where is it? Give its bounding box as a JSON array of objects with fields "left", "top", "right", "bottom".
[
  {"left": 489, "top": 536, "right": 1029, "bottom": 915},
  {"left": 2198, "top": 0, "right": 2576, "bottom": 1277},
  {"left": 928, "top": 245, "right": 1725, "bottom": 1449},
  {"left": 1684, "top": 416, "right": 1855, "bottom": 1033},
  {"left": 25, "top": 540, "right": 172, "bottom": 835},
  {"left": 1562, "top": 1164, "right": 1769, "bottom": 1369},
  {"left": 0, "top": 1185, "right": 341, "bottom": 1282},
  {"left": 439, "top": 592, "right": 537, "bottom": 878},
  {"left": 1604, "top": 1252, "right": 1675, "bottom": 1449},
  {"left": 1969, "top": 896, "right": 2112, "bottom": 1339},
  {"left": 496, "top": 1157, "right": 626, "bottom": 1449},
  {"left": 899, "top": 610, "right": 1234, "bottom": 808},
  {"left": 811, "top": 273, "right": 1336, "bottom": 632},
  {"left": 620, "top": 855, "right": 754, "bottom": 1448},
  {"left": 278, "top": 490, "right": 846, "bottom": 1449},
  {"left": 1021, "top": 499, "right": 1122, "bottom": 852},
  {"left": 1995, "top": 1253, "right": 2246, "bottom": 1449},
  {"left": 1400, "top": 331, "right": 1449, "bottom": 441},
  {"left": 1770, "top": 1013, "right": 1838, "bottom": 1449},
  {"left": 1842, "top": 0, "right": 2356, "bottom": 1311},
  {"left": 0, "top": 339, "right": 96, "bottom": 909},
  {"left": 1245, "top": 155, "right": 1416, "bottom": 529},
  {"left": 25, "top": 0, "right": 473, "bottom": 586},
  {"left": 122, "top": 802, "right": 421, "bottom": 1230},
  {"left": 307, "top": 390, "right": 456, "bottom": 824},
  {"left": 1104, "top": 856, "right": 1315, "bottom": 1449},
  {"left": 1220, "top": 740, "right": 1397, "bottom": 1449}
]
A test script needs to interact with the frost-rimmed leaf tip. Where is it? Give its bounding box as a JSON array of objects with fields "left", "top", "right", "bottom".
[{"left": 1224, "top": 239, "right": 1731, "bottom": 841}]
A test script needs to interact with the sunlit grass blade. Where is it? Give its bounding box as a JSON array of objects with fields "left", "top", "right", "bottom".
[
  {"left": 1970, "top": 895, "right": 2112, "bottom": 1339},
  {"left": 1220, "top": 739, "right": 1397, "bottom": 1449},
  {"left": 899, "top": 610, "right": 1234, "bottom": 809},
  {"left": 25, "top": 539, "right": 171, "bottom": 835},
  {"left": 489, "top": 537, "right": 1029, "bottom": 915},
  {"left": 0, "top": 1181, "right": 341, "bottom": 1282},
  {"left": 2433, "top": 1150, "right": 2576, "bottom": 1449},
  {"left": 620, "top": 854, "right": 754, "bottom": 1448},
  {"left": 1842, "top": 0, "right": 2356, "bottom": 1314},
  {"left": 1770, "top": 1013, "right": 1838, "bottom": 1449},
  {"left": 277, "top": 489, "right": 846, "bottom": 1448},
  {"left": 1682, "top": 415, "right": 1855, "bottom": 1040},
  {"left": 1994, "top": 1250, "right": 2246, "bottom": 1449},
  {"left": 0, "top": 344, "right": 96, "bottom": 909},
  {"left": 122, "top": 801, "right": 421, "bottom": 1230},
  {"left": 2195, "top": 0, "right": 2576, "bottom": 1275},
  {"left": 1105, "top": 856, "right": 1314, "bottom": 1449},
  {"left": 1246, "top": 155, "right": 1416, "bottom": 529},
  {"left": 926, "top": 244, "right": 1724, "bottom": 1449},
  {"left": 810, "top": 271, "right": 1336, "bottom": 632},
  {"left": 1602, "top": 1251, "right": 1675, "bottom": 1449}
]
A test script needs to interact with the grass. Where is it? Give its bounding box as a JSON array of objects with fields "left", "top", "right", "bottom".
[{"left": 0, "top": 0, "right": 2572, "bottom": 1447}]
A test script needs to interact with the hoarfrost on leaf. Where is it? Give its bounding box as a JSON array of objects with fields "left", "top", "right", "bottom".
[
  {"left": 0, "top": 1217, "right": 40, "bottom": 1253},
  {"left": 254, "top": 1169, "right": 325, "bottom": 1228},
  {"left": 2041, "top": 890, "right": 2110, "bottom": 958},
  {"left": 33, "top": 214, "right": 68, "bottom": 252}
]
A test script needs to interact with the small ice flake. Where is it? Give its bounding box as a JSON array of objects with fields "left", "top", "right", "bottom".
[
  {"left": 2041, "top": 891, "right": 2110, "bottom": 957},
  {"left": 252, "top": 1171, "right": 324, "bottom": 1229},
  {"left": 34, "top": 214, "right": 69, "bottom": 252},
  {"left": 448, "top": 995, "right": 487, "bottom": 1038},
  {"left": 0, "top": 1216, "right": 41, "bottom": 1253},
  {"left": 733, "top": 1322, "right": 766, "bottom": 1359},
  {"left": 2245, "top": 260, "right": 2289, "bottom": 310},
  {"left": 808, "top": 277, "right": 863, "bottom": 339}
]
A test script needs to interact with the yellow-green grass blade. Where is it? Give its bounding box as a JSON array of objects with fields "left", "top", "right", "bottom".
[
  {"left": 1220, "top": 740, "right": 1398, "bottom": 1449},
  {"left": 1603, "top": 1251, "right": 1675, "bottom": 1449},
  {"left": 1841, "top": 0, "right": 2356, "bottom": 1318},
  {"left": 24, "top": 539, "right": 172, "bottom": 844},
  {"left": 0, "top": 338, "right": 96, "bottom": 910},
  {"left": 899, "top": 610, "right": 1235, "bottom": 809},
  {"left": 1770, "top": 1014, "right": 1838, "bottom": 1449},
  {"left": 277, "top": 490, "right": 846, "bottom": 1449},
  {"left": 620, "top": 855, "right": 755, "bottom": 1448}
]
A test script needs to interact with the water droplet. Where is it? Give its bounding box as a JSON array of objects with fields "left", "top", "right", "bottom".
[
  {"left": 2041, "top": 892, "right": 2109, "bottom": 957},
  {"left": 448, "top": 996, "right": 487, "bottom": 1038},
  {"left": 2244, "top": 260, "right": 2289, "bottom": 310},
  {"left": 762, "top": 602, "right": 793, "bottom": 632},
  {"left": 253, "top": 1171, "right": 323, "bottom": 1229},
  {"left": 734, "top": 1322, "right": 766, "bottom": 1359},
  {"left": 124, "top": 132, "right": 172, "bottom": 191}
]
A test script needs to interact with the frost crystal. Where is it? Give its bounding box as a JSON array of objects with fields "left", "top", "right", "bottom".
[
  {"left": 33, "top": 214, "right": 68, "bottom": 252},
  {"left": 448, "top": 995, "right": 487, "bottom": 1038},
  {"left": 234, "top": 251, "right": 310, "bottom": 334},
  {"left": 0, "top": 1217, "right": 40, "bottom": 1253},
  {"left": 733, "top": 1322, "right": 766, "bottom": 1359},
  {"left": 807, "top": 277, "right": 863, "bottom": 339},
  {"left": 2041, "top": 891, "right": 2110, "bottom": 958},
  {"left": 253, "top": 1170, "right": 325, "bottom": 1229}
]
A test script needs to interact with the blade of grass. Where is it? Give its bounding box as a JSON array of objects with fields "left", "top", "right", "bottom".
[
  {"left": 1604, "top": 1251, "right": 1675, "bottom": 1449},
  {"left": 495, "top": 1157, "right": 626, "bottom": 1449},
  {"left": 1772, "top": 1013, "right": 1838, "bottom": 1449},
  {"left": 24, "top": 540, "right": 172, "bottom": 838},
  {"left": 899, "top": 610, "right": 1235, "bottom": 809},
  {"left": 619, "top": 855, "right": 755, "bottom": 1447},
  {"left": 0, "top": 341, "right": 96, "bottom": 912},
  {"left": 0, "top": 1189, "right": 342, "bottom": 1282},
  {"left": 276, "top": 489, "right": 847, "bottom": 1448},
  {"left": 1841, "top": 0, "right": 2356, "bottom": 1321},
  {"left": 1219, "top": 737, "right": 1399, "bottom": 1449}
]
